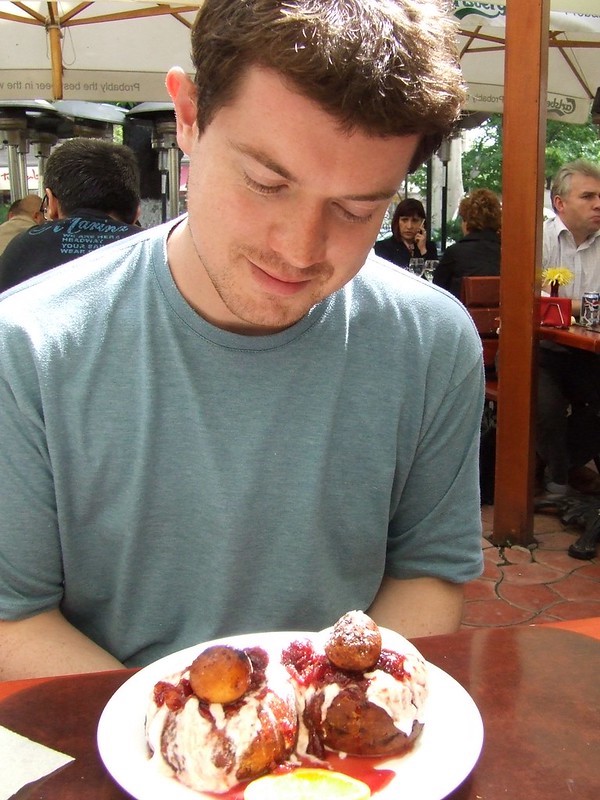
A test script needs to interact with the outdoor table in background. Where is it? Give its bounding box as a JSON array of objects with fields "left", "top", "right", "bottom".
[
  {"left": 1, "top": 622, "right": 599, "bottom": 800},
  {"left": 492, "top": 322, "right": 600, "bottom": 548},
  {"left": 539, "top": 324, "right": 600, "bottom": 354}
]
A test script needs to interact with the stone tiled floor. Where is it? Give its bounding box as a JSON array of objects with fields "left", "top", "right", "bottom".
[{"left": 461, "top": 504, "right": 600, "bottom": 628}]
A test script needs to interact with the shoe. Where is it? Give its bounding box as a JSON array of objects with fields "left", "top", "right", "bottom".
[
  {"left": 568, "top": 521, "right": 600, "bottom": 560},
  {"left": 544, "top": 481, "right": 570, "bottom": 500},
  {"left": 568, "top": 537, "right": 598, "bottom": 560}
]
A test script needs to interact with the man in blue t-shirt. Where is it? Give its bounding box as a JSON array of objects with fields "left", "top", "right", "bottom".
[
  {"left": 0, "top": 0, "right": 484, "bottom": 679},
  {"left": 0, "top": 138, "right": 141, "bottom": 292}
]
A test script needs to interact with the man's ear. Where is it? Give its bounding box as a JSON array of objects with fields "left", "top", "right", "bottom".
[
  {"left": 46, "top": 189, "right": 60, "bottom": 221},
  {"left": 553, "top": 195, "right": 565, "bottom": 215},
  {"left": 166, "top": 67, "right": 198, "bottom": 156}
]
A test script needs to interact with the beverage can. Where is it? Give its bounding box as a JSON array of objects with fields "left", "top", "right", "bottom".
[{"left": 580, "top": 292, "right": 600, "bottom": 327}]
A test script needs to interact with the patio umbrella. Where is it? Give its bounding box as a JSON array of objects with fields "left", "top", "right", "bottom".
[
  {"left": 454, "top": 0, "right": 600, "bottom": 123},
  {"left": 0, "top": 1, "right": 202, "bottom": 103}
]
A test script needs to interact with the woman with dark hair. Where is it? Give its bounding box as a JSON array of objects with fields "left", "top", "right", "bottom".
[
  {"left": 374, "top": 198, "right": 438, "bottom": 268},
  {"left": 433, "top": 189, "right": 501, "bottom": 298}
]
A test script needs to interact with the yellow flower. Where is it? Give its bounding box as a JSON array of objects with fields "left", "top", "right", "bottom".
[{"left": 542, "top": 266, "right": 574, "bottom": 286}]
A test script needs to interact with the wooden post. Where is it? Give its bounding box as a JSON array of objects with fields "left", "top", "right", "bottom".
[
  {"left": 47, "top": 2, "right": 63, "bottom": 100},
  {"left": 491, "top": 0, "right": 549, "bottom": 547}
]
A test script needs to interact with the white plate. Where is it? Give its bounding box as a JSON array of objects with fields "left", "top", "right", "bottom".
[{"left": 97, "top": 630, "right": 483, "bottom": 800}]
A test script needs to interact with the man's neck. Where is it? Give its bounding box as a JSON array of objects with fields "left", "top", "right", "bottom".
[{"left": 558, "top": 215, "right": 596, "bottom": 248}]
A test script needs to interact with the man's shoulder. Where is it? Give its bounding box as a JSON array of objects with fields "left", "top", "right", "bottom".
[
  {"left": 357, "top": 252, "right": 474, "bottom": 321},
  {"left": 0, "top": 219, "right": 168, "bottom": 311},
  {"left": 0, "top": 215, "right": 35, "bottom": 234},
  {"left": 0, "top": 223, "right": 44, "bottom": 265},
  {"left": 543, "top": 214, "right": 567, "bottom": 237}
]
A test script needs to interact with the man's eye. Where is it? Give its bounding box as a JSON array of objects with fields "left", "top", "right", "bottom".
[
  {"left": 243, "top": 174, "right": 282, "bottom": 195},
  {"left": 337, "top": 206, "right": 374, "bottom": 223}
]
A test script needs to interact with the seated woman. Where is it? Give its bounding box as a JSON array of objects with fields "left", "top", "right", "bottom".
[
  {"left": 433, "top": 189, "right": 501, "bottom": 299},
  {"left": 374, "top": 198, "right": 438, "bottom": 268}
]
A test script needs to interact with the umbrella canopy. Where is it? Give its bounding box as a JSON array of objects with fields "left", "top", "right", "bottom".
[
  {"left": 455, "top": 0, "right": 600, "bottom": 123},
  {"left": 2, "top": 0, "right": 599, "bottom": 120},
  {"left": 0, "top": 1, "right": 202, "bottom": 102}
]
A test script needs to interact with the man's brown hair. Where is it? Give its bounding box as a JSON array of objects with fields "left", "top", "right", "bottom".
[{"left": 190, "top": 0, "right": 465, "bottom": 171}]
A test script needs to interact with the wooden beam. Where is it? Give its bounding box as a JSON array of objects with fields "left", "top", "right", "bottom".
[
  {"left": 491, "top": 0, "right": 549, "bottom": 547},
  {"left": 47, "top": 1, "right": 63, "bottom": 101}
]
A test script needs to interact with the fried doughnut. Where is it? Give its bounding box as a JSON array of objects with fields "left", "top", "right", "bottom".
[
  {"left": 146, "top": 645, "right": 298, "bottom": 794},
  {"left": 189, "top": 644, "right": 252, "bottom": 704},
  {"left": 324, "top": 610, "right": 382, "bottom": 671}
]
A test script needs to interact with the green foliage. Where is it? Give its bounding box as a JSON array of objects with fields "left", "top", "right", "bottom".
[
  {"left": 461, "top": 114, "right": 600, "bottom": 194},
  {"left": 544, "top": 119, "right": 600, "bottom": 187},
  {"left": 462, "top": 114, "right": 504, "bottom": 194},
  {"left": 407, "top": 163, "right": 428, "bottom": 197}
]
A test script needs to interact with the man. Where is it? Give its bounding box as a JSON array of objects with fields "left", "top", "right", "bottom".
[
  {"left": 0, "top": 194, "right": 44, "bottom": 257},
  {"left": 543, "top": 159, "right": 600, "bottom": 312},
  {"left": 538, "top": 160, "right": 600, "bottom": 508},
  {"left": 0, "top": 0, "right": 484, "bottom": 679},
  {"left": 0, "top": 138, "right": 141, "bottom": 292}
]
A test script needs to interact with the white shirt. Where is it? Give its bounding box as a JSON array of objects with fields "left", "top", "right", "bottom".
[{"left": 542, "top": 215, "right": 600, "bottom": 299}]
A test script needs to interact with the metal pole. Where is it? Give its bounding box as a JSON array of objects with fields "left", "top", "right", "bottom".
[
  {"left": 167, "top": 145, "right": 180, "bottom": 220},
  {"left": 441, "top": 161, "right": 448, "bottom": 251},
  {"left": 436, "top": 138, "right": 451, "bottom": 252},
  {"left": 0, "top": 117, "right": 28, "bottom": 200},
  {"left": 29, "top": 133, "right": 57, "bottom": 195},
  {"left": 153, "top": 119, "right": 180, "bottom": 221}
]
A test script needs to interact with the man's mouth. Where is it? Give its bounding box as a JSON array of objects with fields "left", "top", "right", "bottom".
[{"left": 248, "top": 261, "right": 313, "bottom": 296}]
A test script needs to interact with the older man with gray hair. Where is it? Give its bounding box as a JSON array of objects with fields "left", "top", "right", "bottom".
[
  {"left": 542, "top": 158, "right": 600, "bottom": 312},
  {"left": 537, "top": 159, "right": 600, "bottom": 540}
]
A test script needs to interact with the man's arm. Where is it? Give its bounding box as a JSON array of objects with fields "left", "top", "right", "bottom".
[
  {"left": 0, "top": 608, "right": 124, "bottom": 680},
  {"left": 367, "top": 575, "right": 464, "bottom": 639}
]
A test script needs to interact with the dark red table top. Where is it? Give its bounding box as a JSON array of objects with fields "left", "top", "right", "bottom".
[
  {"left": 539, "top": 324, "right": 600, "bottom": 353},
  {"left": 1, "top": 625, "right": 599, "bottom": 800}
]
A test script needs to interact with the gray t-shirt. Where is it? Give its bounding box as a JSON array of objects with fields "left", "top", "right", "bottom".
[{"left": 0, "top": 220, "right": 484, "bottom": 667}]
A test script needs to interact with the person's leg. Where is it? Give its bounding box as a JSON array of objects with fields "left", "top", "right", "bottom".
[
  {"left": 567, "top": 407, "right": 600, "bottom": 470},
  {"left": 536, "top": 353, "right": 571, "bottom": 490},
  {"left": 565, "top": 351, "right": 600, "bottom": 470}
]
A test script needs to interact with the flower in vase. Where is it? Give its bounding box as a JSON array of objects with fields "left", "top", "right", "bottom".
[{"left": 542, "top": 266, "right": 574, "bottom": 297}]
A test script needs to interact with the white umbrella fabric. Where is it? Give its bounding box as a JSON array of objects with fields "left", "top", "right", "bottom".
[
  {"left": 2, "top": 0, "right": 599, "bottom": 121},
  {"left": 454, "top": 0, "right": 600, "bottom": 123},
  {"left": 0, "top": 1, "right": 202, "bottom": 103}
]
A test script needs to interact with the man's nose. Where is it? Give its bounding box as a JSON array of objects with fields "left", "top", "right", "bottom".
[{"left": 270, "top": 204, "right": 327, "bottom": 268}]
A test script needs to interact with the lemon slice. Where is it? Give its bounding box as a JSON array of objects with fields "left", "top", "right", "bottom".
[{"left": 244, "top": 768, "right": 371, "bottom": 800}]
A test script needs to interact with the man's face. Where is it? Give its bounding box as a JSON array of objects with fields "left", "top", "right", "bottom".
[
  {"left": 397, "top": 214, "right": 425, "bottom": 243},
  {"left": 168, "top": 66, "right": 419, "bottom": 334},
  {"left": 554, "top": 172, "right": 600, "bottom": 241}
]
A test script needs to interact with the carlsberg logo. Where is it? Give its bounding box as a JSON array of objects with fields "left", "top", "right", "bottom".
[
  {"left": 547, "top": 97, "right": 576, "bottom": 117},
  {"left": 454, "top": 2, "right": 506, "bottom": 22}
]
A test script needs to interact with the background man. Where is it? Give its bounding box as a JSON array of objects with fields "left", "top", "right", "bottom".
[
  {"left": 538, "top": 160, "right": 600, "bottom": 512},
  {"left": 0, "top": 194, "right": 44, "bottom": 257},
  {"left": 543, "top": 159, "right": 600, "bottom": 313},
  {"left": 0, "top": 138, "right": 141, "bottom": 292},
  {"left": 0, "top": 0, "right": 484, "bottom": 679}
]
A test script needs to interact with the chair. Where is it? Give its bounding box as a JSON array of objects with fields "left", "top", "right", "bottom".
[
  {"left": 461, "top": 276, "right": 501, "bottom": 504},
  {"left": 460, "top": 276, "right": 500, "bottom": 403}
]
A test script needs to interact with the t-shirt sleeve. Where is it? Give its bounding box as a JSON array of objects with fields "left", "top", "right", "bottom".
[
  {"left": 0, "top": 332, "right": 63, "bottom": 620},
  {"left": 385, "top": 311, "right": 485, "bottom": 584}
]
